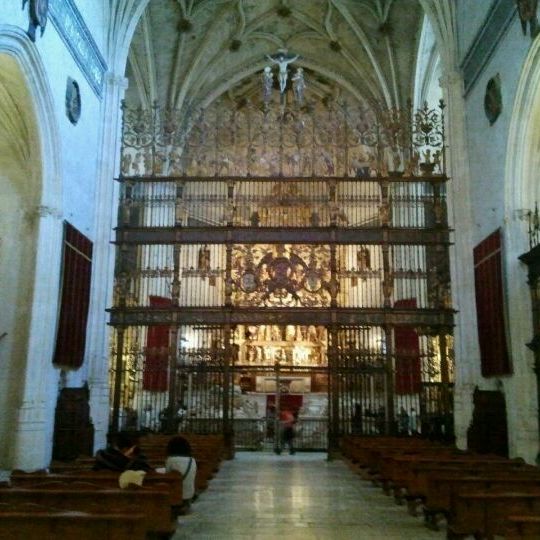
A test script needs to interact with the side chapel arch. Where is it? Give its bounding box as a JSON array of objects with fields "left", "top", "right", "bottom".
[
  {"left": 501, "top": 35, "right": 540, "bottom": 461},
  {"left": 0, "top": 25, "right": 63, "bottom": 469}
]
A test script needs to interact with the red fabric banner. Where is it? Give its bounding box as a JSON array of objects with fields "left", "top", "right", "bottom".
[
  {"left": 394, "top": 298, "right": 421, "bottom": 394},
  {"left": 473, "top": 229, "right": 511, "bottom": 376},
  {"left": 267, "top": 394, "right": 303, "bottom": 414},
  {"left": 143, "top": 296, "right": 172, "bottom": 392},
  {"left": 53, "top": 222, "right": 93, "bottom": 368}
]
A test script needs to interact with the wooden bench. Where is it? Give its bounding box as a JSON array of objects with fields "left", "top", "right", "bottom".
[
  {"left": 140, "top": 433, "right": 225, "bottom": 490},
  {"left": 423, "top": 473, "right": 540, "bottom": 530},
  {"left": 0, "top": 486, "right": 173, "bottom": 537},
  {"left": 379, "top": 449, "right": 467, "bottom": 492},
  {"left": 424, "top": 469, "right": 540, "bottom": 528},
  {"left": 505, "top": 515, "right": 540, "bottom": 539},
  {"left": 9, "top": 470, "right": 183, "bottom": 507},
  {"left": 341, "top": 436, "right": 445, "bottom": 470},
  {"left": 52, "top": 432, "right": 223, "bottom": 494},
  {"left": 448, "top": 491, "right": 540, "bottom": 539},
  {"left": 0, "top": 506, "right": 146, "bottom": 540},
  {"left": 141, "top": 434, "right": 224, "bottom": 467},
  {"left": 52, "top": 456, "right": 214, "bottom": 493},
  {"left": 397, "top": 457, "right": 530, "bottom": 510}
]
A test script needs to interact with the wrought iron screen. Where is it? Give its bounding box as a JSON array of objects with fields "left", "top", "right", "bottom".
[
  {"left": 330, "top": 325, "right": 453, "bottom": 439},
  {"left": 110, "top": 97, "right": 454, "bottom": 451}
]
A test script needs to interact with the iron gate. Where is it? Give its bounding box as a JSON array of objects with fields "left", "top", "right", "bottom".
[{"left": 109, "top": 98, "right": 454, "bottom": 453}]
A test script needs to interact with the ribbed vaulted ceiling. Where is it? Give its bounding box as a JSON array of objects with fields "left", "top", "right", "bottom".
[{"left": 124, "top": 0, "right": 424, "bottom": 112}]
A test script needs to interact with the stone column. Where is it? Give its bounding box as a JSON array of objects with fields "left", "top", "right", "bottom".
[
  {"left": 439, "top": 69, "right": 482, "bottom": 449},
  {"left": 503, "top": 215, "right": 538, "bottom": 462},
  {"left": 12, "top": 205, "right": 63, "bottom": 470},
  {"left": 85, "top": 73, "right": 128, "bottom": 452}
]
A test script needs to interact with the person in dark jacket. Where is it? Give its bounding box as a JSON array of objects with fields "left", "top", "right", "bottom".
[{"left": 93, "top": 432, "right": 152, "bottom": 472}]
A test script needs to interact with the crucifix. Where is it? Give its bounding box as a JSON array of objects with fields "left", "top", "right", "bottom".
[{"left": 266, "top": 49, "right": 299, "bottom": 93}]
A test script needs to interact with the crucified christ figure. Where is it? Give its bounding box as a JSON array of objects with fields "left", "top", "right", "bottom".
[{"left": 266, "top": 50, "right": 299, "bottom": 93}]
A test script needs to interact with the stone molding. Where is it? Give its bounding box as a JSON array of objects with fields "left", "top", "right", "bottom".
[
  {"left": 439, "top": 69, "right": 463, "bottom": 90},
  {"left": 460, "top": 0, "right": 516, "bottom": 96},
  {"left": 37, "top": 204, "right": 62, "bottom": 219},
  {"left": 49, "top": 0, "right": 108, "bottom": 98},
  {"left": 105, "top": 72, "right": 129, "bottom": 90},
  {"left": 17, "top": 400, "right": 46, "bottom": 425}
]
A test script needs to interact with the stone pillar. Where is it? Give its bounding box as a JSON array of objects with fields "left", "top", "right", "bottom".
[
  {"left": 439, "top": 69, "right": 482, "bottom": 449},
  {"left": 504, "top": 215, "right": 538, "bottom": 462},
  {"left": 85, "top": 73, "right": 128, "bottom": 452},
  {"left": 12, "top": 205, "right": 63, "bottom": 470}
]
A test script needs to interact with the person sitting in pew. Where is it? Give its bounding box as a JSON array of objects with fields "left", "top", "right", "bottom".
[
  {"left": 163, "top": 436, "right": 197, "bottom": 513},
  {"left": 93, "top": 432, "right": 152, "bottom": 472}
]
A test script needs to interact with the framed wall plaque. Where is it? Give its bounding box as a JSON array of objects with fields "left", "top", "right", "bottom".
[{"left": 66, "top": 77, "right": 81, "bottom": 125}]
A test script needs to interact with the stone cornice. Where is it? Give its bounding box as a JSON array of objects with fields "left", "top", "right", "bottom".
[
  {"left": 49, "top": 0, "right": 108, "bottom": 98},
  {"left": 460, "top": 0, "right": 516, "bottom": 96},
  {"left": 37, "top": 205, "right": 62, "bottom": 219}
]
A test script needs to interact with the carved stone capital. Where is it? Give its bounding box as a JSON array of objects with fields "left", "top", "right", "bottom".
[
  {"left": 17, "top": 399, "right": 47, "bottom": 424},
  {"left": 105, "top": 72, "right": 129, "bottom": 90},
  {"left": 438, "top": 70, "right": 463, "bottom": 90},
  {"left": 514, "top": 208, "right": 532, "bottom": 221},
  {"left": 36, "top": 205, "right": 62, "bottom": 219}
]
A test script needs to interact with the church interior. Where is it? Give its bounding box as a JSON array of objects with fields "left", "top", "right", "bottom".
[{"left": 3, "top": 0, "right": 540, "bottom": 538}]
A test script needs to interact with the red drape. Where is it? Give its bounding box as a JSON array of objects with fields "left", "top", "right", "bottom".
[
  {"left": 267, "top": 394, "right": 303, "bottom": 414},
  {"left": 394, "top": 298, "right": 421, "bottom": 394},
  {"left": 143, "top": 296, "right": 172, "bottom": 391},
  {"left": 53, "top": 222, "right": 93, "bottom": 368},
  {"left": 473, "top": 229, "right": 511, "bottom": 376}
]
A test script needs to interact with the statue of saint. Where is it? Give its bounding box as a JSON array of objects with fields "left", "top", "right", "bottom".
[
  {"left": 266, "top": 50, "right": 299, "bottom": 93},
  {"left": 262, "top": 66, "right": 273, "bottom": 103},
  {"left": 292, "top": 67, "right": 305, "bottom": 104},
  {"left": 198, "top": 245, "right": 211, "bottom": 273}
]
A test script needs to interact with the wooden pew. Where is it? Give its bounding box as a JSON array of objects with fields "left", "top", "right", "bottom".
[
  {"left": 397, "top": 457, "right": 530, "bottom": 511},
  {"left": 423, "top": 472, "right": 540, "bottom": 529},
  {"left": 341, "top": 437, "right": 450, "bottom": 488},
  {"left": 9, "top": 470, "right": 183, "bottom": 507},
  {"left": 139, "top": 433, "right": 225, "bottom": 490},
  {"left": 447, "top": 491, "right": 540, "bottom": 539},
  {"left": 379, "top": 449, "right": 467, "bottom": 493},
  {"left": 341, "top": 437, "right": 442, "bottom": 471},
  {"left": 52, "top": 460, "right": 211, "bottom": 493},
  {"left": 50, "top": 458, "right": 211, "bottom": 494},
  {"left": 0, "top": 486, "right": 174, "bottom": 537},
  {"left": 140, "top": 433, "right": 224, "bottom": 470},
  {"left": 505, "top": 515, "right": 540, "bottom": 539},
  {"left": 52, "top": 432, "right": 224, "bottom": 493},
  {"left": 0, "top": 506, "right": 146, "bottom": 540}
]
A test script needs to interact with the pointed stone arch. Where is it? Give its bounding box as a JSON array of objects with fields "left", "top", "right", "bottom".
[
  {"left": 500, "top": 36, "right": 540, "bottom": 462},
  {"left": 505, "top": 36, "right": 540, "bottom": 219},
  {"left": 413, "top": 14, "right": 442, "bottom": 110},
  {"left": 0, "top": 25, "right": 63, "bottom": 469}
]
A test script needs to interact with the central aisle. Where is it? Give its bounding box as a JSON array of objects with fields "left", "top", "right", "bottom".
[{"left": 173, "top": 452, "right": 445, "bottom": 540}]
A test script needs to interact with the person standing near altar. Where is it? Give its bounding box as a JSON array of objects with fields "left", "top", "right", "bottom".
[{"left": 280, "top": 409, "right": 296, "bottom": 455}]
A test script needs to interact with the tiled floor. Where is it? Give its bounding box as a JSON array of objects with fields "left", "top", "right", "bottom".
[{"left": 173, "top": 452, "right": 445, "bottom": 540}]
